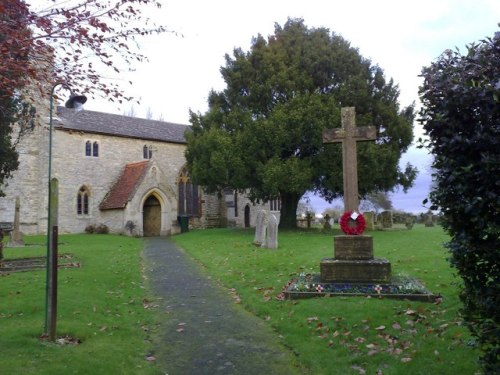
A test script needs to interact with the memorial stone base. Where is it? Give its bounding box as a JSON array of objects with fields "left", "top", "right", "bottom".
[{"left": 320, "top": 235, "right": 391, "bottom": 284}]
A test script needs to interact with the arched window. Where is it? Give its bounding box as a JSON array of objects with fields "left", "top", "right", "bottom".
[
  {"left": 92, "top": 141, "right": 99, "bottom": 157},
  {"left": 77, "top": 186, "right": 90, "bottom": 215},
  {"left": 85, "top": 140, "right": 99, "bottom": 157},
  {"left": 177, "top": 167, "right": 199, "bottom": 216},
  {"left": 85, "top": 141, "right": 91, "bottom": 156}
]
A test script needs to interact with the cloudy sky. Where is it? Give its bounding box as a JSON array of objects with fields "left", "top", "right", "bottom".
[{"left": 53, "top": 0, "right": 500, "bottom": 213}]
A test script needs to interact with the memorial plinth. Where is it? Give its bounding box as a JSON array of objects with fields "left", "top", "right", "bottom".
[{"left": 320, "top": 235, "right": 391, "bottom": 284}]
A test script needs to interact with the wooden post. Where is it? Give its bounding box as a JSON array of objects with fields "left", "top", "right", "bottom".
[{"left": 322, "top": 107, "right": 376, "bottom": 212}]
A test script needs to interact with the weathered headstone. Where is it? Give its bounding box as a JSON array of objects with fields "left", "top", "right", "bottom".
[
  {"left": 305, "top": 212, "right": 313, "bottom": 228},
  {"left": 320, "top": 107, "right": 391, "bottom": 284},
  {"left": 323, "top": 107, "right": 376, "bottom": 212},
  {"left": 405, "top": 216, "right": 415, "bottom": 230},
  {"left": 253, "top": 210, "right": 268, "bottom": 246},
  {"left": 379, "top": 210, "right": 393, "bottom": 229},
  {"left": 266, "top": 214, "right": 278, "bottom": 249},
  {"left": 424, "top": 211, "right": 434, "bottom": 227},
  {"left": 363, "top": 211, "right": 375, "bottom": 231},
  {"left": 8, "top": 196, "right": 24, "bottom": 247},
  {"left": 323, "top": 214, "right": 332, "bottom": 230}
]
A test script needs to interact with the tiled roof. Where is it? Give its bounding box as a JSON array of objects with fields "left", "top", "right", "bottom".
[
  {"left": 55, "top": 106, "right": 190, "bottom": 144},
  {"left": 100, "top": 161, "right": 149, "bottom": 210}
]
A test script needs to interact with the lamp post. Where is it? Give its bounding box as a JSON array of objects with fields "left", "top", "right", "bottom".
[{"left": 45, "top": 84, "right": 86, "bottom": 340}]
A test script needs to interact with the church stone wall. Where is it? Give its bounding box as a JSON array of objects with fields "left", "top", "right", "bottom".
[
  {"left": 51, "top": 129, "right": 187, "bottom": 234},
  {"left": 0, "top": 122, "right": 47, "bottom": 234},
  {"left": 0, "top": 105, "right": 258, "bottom": 236}
]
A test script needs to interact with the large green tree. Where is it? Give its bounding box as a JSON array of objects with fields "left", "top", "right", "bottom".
[
  {"left": 186, "top": 19, "right": 416, "bottom": 228},
  {"left": 419, "top": 31, "right": 499, "bottom": 373}
]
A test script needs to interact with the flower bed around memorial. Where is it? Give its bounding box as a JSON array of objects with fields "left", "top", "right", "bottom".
[{"left": 280, "top": 272, "right": 439, "bottom": 302}]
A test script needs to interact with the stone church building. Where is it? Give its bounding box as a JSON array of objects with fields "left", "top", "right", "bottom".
[{"left": 0, "top": 100, "right": 280, "bottom": 236}]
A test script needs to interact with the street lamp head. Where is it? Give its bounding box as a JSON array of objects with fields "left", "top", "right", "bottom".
[{"left": 65, "top": 93, "right": 87, "bottom": 111}]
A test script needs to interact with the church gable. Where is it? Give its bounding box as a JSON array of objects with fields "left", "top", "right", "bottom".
[{"left": 100, "top": 161, "right": 149, "bottom": 210}]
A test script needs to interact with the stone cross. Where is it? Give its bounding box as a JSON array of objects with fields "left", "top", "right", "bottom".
[{"left": 323, "top": 107, "right": 376, "bottom": 212}]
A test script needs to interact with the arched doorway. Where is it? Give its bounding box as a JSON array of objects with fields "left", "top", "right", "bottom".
[
  {"left": 244, "top": 205, "right": 250, "bottom": 228},
  {"left": 143, "top": 195, "right": 161, "bottom": 236}
]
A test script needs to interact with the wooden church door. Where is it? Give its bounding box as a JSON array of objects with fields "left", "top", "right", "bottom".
[{"left": 143, "top": 195, "right": 161, "bottom": 236}]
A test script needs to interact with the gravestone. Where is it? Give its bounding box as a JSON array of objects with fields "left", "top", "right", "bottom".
[
  {"left": 323, "top": 214, "right": 332, "bottom": 230},
  {"left": 253, "top": 210, "right": 278, "bottom": 249},
  {"left": 8, "top": 196, "right": 24, "bottom": 247},
  {"left": 405, "top": 216, "right": 415, "bottom": 230},
  {"left": 305, "top": 212, "right": 313, "bottom": 228},
  {"left": 253, "top": 210, "right": 268, "bottom": 246},
  {"left": 379, "top": 210, "right": 393, "bottom": 229},
  {"left": 424, "top": 211, "right": 434, "bottom": 227},
  {"left": 321, "top": 107, "right": 391, "bottom": 284},
  {"left": 363, "top": 211, "right": 375, "bottom": 231},
  {"left": 266, "top": 214, "right": 278, "bottom": 249}
]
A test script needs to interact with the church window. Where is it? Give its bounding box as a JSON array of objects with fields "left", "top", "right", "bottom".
[
  {"left": 270, "top": 197, "right": 281, "bottom": 211},
  {"left": 77, "top": 186, "right": 90, "bottom": 215},
  {"left": 143, "top": 145, "right": 153, "bottom": 159},
  {"left": 85, "top": 140, "right": 99, "bottom": 157},
  {"left": 92, "top": 141, "right": 99, "bottom": 157},
  {"left": 177, "top": 167, "right": 199, "bottom": 217}
]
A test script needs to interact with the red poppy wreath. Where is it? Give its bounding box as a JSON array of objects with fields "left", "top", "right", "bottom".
[{"left": 339, "top": 211, "right": 366, "bottom": 235}]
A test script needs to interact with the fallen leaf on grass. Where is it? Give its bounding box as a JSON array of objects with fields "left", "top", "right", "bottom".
[
  {"left": 307, "top": 316, "right": 318, "bottom": 324},
  {"left": 392, "top": 322, "right": 402, "bottom": 330},
  {"left": 401, "top": 357, "right": 412, "bottom": 363},
  {"left": 375, "top": 325, "right": 386, "bottom": 331},
  {"left": 351, "top": 365, "right": 366, "bottom": 374}
]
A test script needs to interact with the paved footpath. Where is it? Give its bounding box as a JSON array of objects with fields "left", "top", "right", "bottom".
[{"left": 143, "top": 237, "right": 302, "bottom": 375}]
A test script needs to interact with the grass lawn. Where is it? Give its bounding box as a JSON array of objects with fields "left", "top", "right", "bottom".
[
  {"left": 172, "top": 225, "right": 481, "bottom": 375},
  {"left": 0, "top": 227, "right": 481, "bottom": 375},
  {"left": 0, "top": 234, "right": 159, "bottom": 375}
]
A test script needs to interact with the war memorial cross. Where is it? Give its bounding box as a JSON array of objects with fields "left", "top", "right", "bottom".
[{"left": 322, "top": 107, "right": 376, "bottom": 212}]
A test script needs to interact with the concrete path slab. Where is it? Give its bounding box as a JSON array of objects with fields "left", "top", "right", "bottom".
[{"left": 143, "top": 237, "right": 301, "bottom": 375}]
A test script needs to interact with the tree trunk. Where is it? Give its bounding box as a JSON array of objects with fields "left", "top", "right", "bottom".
[{"left": 279, "top": 192, "right": 302, "bottom": 229}]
